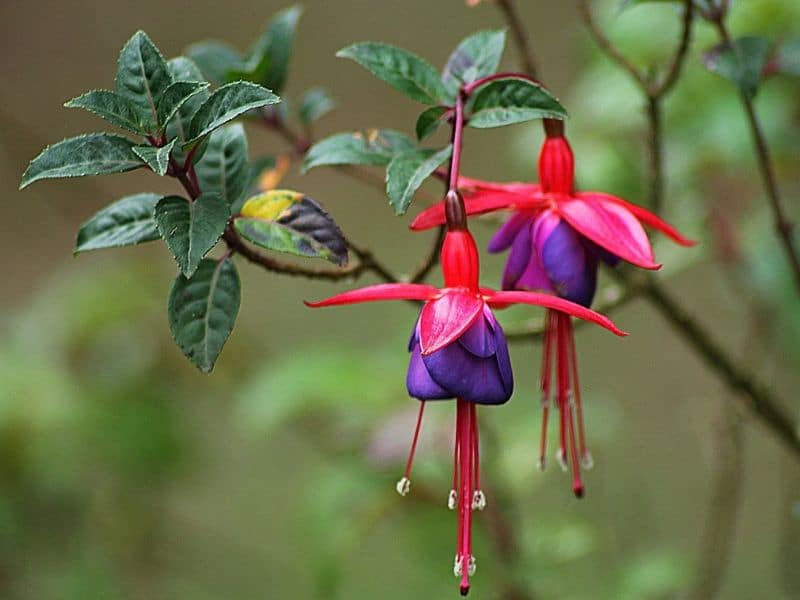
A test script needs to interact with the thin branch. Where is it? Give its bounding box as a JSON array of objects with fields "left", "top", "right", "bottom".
[
  {"left": 711, "top": 19, "right": 800, "bottom": 297},
  {"left": 576, "top": 0, "right": 648, "bottom": 88},
  {"left": 615, "top": 268, "right": 800, "bottom": 458},
  {"left": 221, "top": 228, "right": 374, "bottom": 281},
  {"left": 494, "top": 0, "right": 539, "bottom": 79},
  {"left": 577, "top": 0, "right": 694, "bottom": 212},
  {"left": 653, "top": 0, "right": 695, "bottom": 97},
  {"left": 646, "top": 94, "right": 665, "bottom": 212},
  {"left": 682, "top": 404, "right": 743, "bottom": 600}
]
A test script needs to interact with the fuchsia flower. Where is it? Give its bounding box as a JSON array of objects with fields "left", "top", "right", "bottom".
[
  {"left": 307, "top": 225, "right": 625, "bottom": 594},
  {"left": 410, "top": 121, "right": 694, "bottom": 496}
]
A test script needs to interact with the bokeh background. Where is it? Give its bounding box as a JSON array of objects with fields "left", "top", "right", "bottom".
[{"left": 2, "top": 0, "right": 799, "bottom": 598}]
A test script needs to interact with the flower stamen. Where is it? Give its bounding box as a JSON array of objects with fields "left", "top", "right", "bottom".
[
  {"left": 539, "top": 310, "right": 556, "bottom": 470},
  {"left": 397, "top": 401, "right": 426, "bottom": 497},
  {"left": 556, "top": 313, "right": 585, "bottom": 498},
  {"left": 454, "top": 399, "right": 478, "bottom": 596}
]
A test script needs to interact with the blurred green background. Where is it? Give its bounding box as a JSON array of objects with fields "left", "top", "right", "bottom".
[{"left": 2, "top": 1, "right": 800, "bottom": 598}]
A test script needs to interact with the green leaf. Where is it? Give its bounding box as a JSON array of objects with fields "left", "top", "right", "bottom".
[
  {"left": 156, "top": 81, "right": 209, "bottom": 133},
  {"left": 298, "top": 87, "right": 335, "bottom": 125},
  {"left": 64, "top": 90, "right": 148, "bottom": 135},
  {"left": 154, "top": 193, "right": 230, "bottom": 277},
  {"left": 442, "top": 29, "right": 506, "bottom": 98},
  {"left": 185, "top": 41, "right": 243, "bottom": 86},
  {"left": 246, "top": 5, "right": 302, "bottom": 92},
  {"left": 74, "top": 193, "right": 161, "bottom": 254},
  {"left": 467, "top": 76, "right": 567, "bottom": 128},
  {"left": 302, "top": 129, "right": 415, "bottom": 172},
  {"left": 167, "top": 56, "right": 208, "bottom": 84},
  {"left": 776, "top": 37, "right": 800, "bottom": 76},
  {"left": 195, "top": 124, "right": 249, "bottom": 211},
  {"left": 336, "top": 42, "right": 449, "bottom": 105},
  {"left": 167, "top": 257, "right": 240, "bottom": 373},
  {"left": 703, "top": 36, "right": 772, "bottom": 99},
  {"left": 385, "top": 145, "right": 452, "bottom": 215},
  {"left": 415, "top": 106, "right": 449, "bottom": 141},
  {"left": 132, "top": 140, "right": 175, "bottom": 176},
  {"left": 165, "top": 58, "right": 211, "bottom": 164},
  {"left": 115, "top": 30, "right": 172, "bottom": 129},
  {"left": 186, "top": 81, "right": 280, "bottom": 146},
  {"left": 235, "top": 190, "right": 348, "bottom": 265},
  {"left": 20, "top": 133, "right": 144, "bottom": 189}
]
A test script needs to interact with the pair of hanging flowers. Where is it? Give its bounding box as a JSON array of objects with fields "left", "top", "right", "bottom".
[{"left": 308, "top": 67, "right": 692, "bottom": 593}]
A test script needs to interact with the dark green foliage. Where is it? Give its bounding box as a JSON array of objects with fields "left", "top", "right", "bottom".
[
  {"left": 167, "top": 257, "right": 241, "bottom": 372},
  {"left": 386, "top": 146, "right": 452, "bottom": 215},
  {"left": 20, "top": 133, "right": 144, "bottom": 188},
  {"left": 155, "top": 193, "right": 230, "bottom": 278},
  {"left": 75, "top": 193, "right": 162, "bottom": 254},
  {"left": 703, "top": 36, "right": 772, "bottom": 98},
  {"left": 467, "top": 77, "right": 567, "bottom": 128}
]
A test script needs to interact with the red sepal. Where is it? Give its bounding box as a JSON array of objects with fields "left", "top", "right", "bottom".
[
  {"left": 483, "top": 290, "right": 628, "bottom": 337},
  {"left": 410, "top": 189, "right": 544, "bottom": 231},
  {"left": 577, "top": 192, "right": 696, "bottom": 247},
  {"left": 458, "top": 175, "right": 541, "bottom": 196},
  {"left": 305, "top": 283, "right": 439, "bottom": 307},
  {"left": 557, "top": 197, "right": 661, "bottom": 270}
]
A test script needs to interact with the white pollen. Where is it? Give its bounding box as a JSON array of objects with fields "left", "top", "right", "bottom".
[{"left": 395, "top": 477, "right": 411, "bottom": 496}]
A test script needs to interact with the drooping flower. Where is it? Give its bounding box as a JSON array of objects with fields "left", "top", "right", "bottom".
[
  {"left": 410, "top": 121, "right": 694, "bottom": 496},
  {"left": 307, "top": 226, "right": 625, "bottom": 594}
]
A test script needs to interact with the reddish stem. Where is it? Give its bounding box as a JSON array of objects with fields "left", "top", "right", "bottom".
[
  {"left": 402, "top": 401, "right": 426, "bottom": 482},
  {"left": 461, "top": 71, "right": 544, "bottom": 96}
]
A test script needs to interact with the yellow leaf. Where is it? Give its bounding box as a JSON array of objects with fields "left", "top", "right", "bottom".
[{"left": 240, "top": 190, "right": 301, "bottom": 221}]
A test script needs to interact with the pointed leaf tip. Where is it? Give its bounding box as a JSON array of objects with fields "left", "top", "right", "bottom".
[
  {"left": 155, "top": 193, "right": 229, "bottom": 277},
  {"left": 336, "top": 42, "right": 449, "bottom": 105},
  {"left": 168, "top": 258, "right": 241, "bottom": 372},
  {"left": 20, "top": 133, "right": 144, "bottom": 189}
]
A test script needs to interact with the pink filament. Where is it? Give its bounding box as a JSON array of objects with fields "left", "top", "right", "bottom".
[
  {"left": 455, "top": 399, "right": 475, "bottom": 595},
  {"left": 566, "top": 317, "right": 588, "bottom": 461},
  {"left": 556, "top": 313, "right": 584, "bottom": 497},
  {"left": 539, "top": 310, "right": 556, "bottom": 467},
  {"left": 403, "top": 401, "right": 426, "bottom": 481}
]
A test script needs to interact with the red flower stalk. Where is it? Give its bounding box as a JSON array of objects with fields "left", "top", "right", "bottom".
[
  {"left": 307, "top": 225, "right": 625, "bottom": 594},
  {"left": 410, "top": 120, "right": 694, "bottom": 496}
]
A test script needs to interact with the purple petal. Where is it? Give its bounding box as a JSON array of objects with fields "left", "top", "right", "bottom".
[
  {"left": 458, "top": 310, "right": 496, "bottom": 358},
  {"left": 488, "top": 212, "right": 531, "bottom": 253},
  {"left": 407, "top": 319, "right": 420, "bottom": 352},
  {"left": 511, "top": 210, "right": 559, "bottom": 291},
  {"left": 540, "top": 221, "right": 598, "bottom": 307},
  {"left": 501, "top": 222, "right": 533, "bottom": 290},
  {"left": 532, "top": 209, "right": 561, "bottom": 257},
  {"left": 515, "top": 245, "right": 553, "bottom": 292},
  {"left": 406, "top": 344, "right": 452, "bottom": 400},
  {"left": 583, "top": 237, "right": 621, "bottom": 267},
  {"left": 423, "top": 340, "right": 511, "bottom": 405},
  {"left": 487, "top": 310, "right": 514, "bottom": 398}
]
